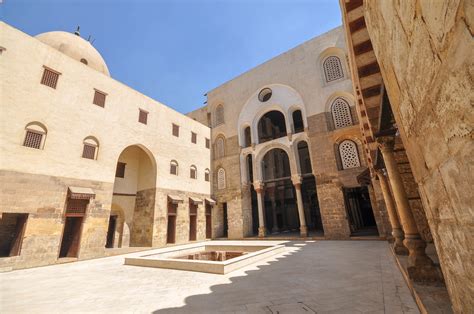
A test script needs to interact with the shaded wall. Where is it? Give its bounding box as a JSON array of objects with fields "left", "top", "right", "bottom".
[{"left": 364, "top": 1, "right": 473, "bottom": 312}]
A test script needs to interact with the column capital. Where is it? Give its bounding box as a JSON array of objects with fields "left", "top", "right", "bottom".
[
  {"left": 253, "top": 180, "right": 264, "bottom": 191},
  {"left": 377, "top": 136, "right": 395, "bottom": 152},
  {"left": 291, "top": 175, "right": 302, "bottom": 187}
]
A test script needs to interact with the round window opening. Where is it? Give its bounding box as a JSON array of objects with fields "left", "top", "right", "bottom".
[
  {"left": 80, "top": 58, "right": 88, "bottom": 65},
  {"left": 258, "top": 88, "right": 272, "bottom": 102}
]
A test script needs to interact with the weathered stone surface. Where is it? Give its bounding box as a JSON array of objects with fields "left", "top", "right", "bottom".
[{"left": 364, "top": 1, "right": 474, "bottom": 311}]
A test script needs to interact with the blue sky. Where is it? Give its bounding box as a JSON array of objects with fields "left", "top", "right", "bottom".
[{"left": 1, "top": 0, "right": 342, "bottom": 113}]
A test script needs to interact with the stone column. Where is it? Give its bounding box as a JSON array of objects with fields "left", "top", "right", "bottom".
[
  {"left": 254, "top": 181, "right": 266, "bottom": 237},
  {"left": 292, "top": 177, "right": 308, "bottom": 237},
  {"left": 378, "top": 137, "right": 442, "bottom": 282},
  {"left": 376, "top": 169, "right": 408, "bottom": 255}
]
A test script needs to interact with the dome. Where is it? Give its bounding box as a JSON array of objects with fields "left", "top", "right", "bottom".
[{"left": 35, "top": 31, "right": 110, "bottom": 76}]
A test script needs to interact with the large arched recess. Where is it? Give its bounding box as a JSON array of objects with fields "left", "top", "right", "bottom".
[{"left": 110, "top": 144, "right": 157, "bottom": 247}]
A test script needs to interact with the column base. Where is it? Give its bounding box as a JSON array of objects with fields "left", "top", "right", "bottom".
[
  {"left": 404, "top": 237, "right": 443, "bottom": 283},
  {"left": 300, "top": 226, "right": 308, "bottom": 238},
  {"left": 258, "top": 227, "right": 266, "bottom": 238},
  {"left": 392, "top": 228, "right": 408, "bottom": 255}
]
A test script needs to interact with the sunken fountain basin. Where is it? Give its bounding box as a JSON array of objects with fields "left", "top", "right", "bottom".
[{"left": 124, "top": 243, "right": 285, "bottom": 274}]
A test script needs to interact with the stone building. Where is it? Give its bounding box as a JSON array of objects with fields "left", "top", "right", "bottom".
[
  {"left": 339, "top": 0, "right": 473, "bottom": 312},
  {"left": 188, "top": 27, "right": 391, "bottom": 240},
  {"left": 0, "top": 22, "right": 212, "bottom": 270}
]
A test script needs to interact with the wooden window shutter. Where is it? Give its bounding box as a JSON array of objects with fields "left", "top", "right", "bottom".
[
  {"left": 40, "top": 67, "right": 60, "bottom": 89},
  {"left": 23, "top": 131, "right": 43, "bottom": 149},
  {"left": 93, "top": 90, "right": 107, "bottom": 107},
  {"left": 139, "top": 109, "right": 148, "bottom": 124},
  {"left": 172, "top": 124, "right": 179, "bottom": 137}
]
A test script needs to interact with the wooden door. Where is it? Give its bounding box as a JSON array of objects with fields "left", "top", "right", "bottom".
[
  {"left": 167, "top": 215, "right": 176, "bottom": 244},
  {"left": 205, "top": 215, "right": 212, "bottom": 239},
  {"left": 9, "top": 214, "right": 28, "bottom": 257},
  {"left": 105, "top": 215, "right": 117, "bottom": 248},
  {"left": 223, "top": 203, "right": 228, "bottom": 237},
  {"left": 59, "top": 217, "right": 83, "bottom": 258},
  {"left": 189, "top": 215, "right": 197, "bottom": 241}
]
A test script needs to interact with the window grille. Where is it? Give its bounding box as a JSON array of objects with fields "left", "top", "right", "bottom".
[
  {"left": 40, "top": 68, "right": 60, "bottom": 89},
  {"left": 323, "top": 56, "right": 344, "bottom": 82},
  {"left": 339, "top": 140, "right": 360, "bottom": 169},
  {"left": 139, "top": 110, "right": 148, "bottom": 124},
  {"left": 66, "top": 199, "right": 88, "bottom": 216},
  {"left": 93, "top": 90, "right": 106, "bottom": 107},
  {"left": 190, "top": 166, "right": 197, "bottom": 179},
  {"left": 82, "top": 144, "right": 96, "bottom": 159},
  {"left": 172, "top": 124, "right": 179, "bottom": 137},
  {"left": 170, "top": 161, "right": 178, "bottom": 175},
  {"left": 116, "top": 162, "right": 126, "bottom": 178},
  {"left": 23, "top": 131, "right": 43, "bottom": 149},
  {"left": 191, "top": 132, "right": 197, "bottom": 144},
  {"left": 215, "top": 137, "right": 225, "bottom": 159},
  {"left": 217, "top": 168, "right": 226, "bottom": 190},
  {"left": 215, "top": 105, "right": 224, "bottom": 126},
  {"left": 331, "top": 98, "right": 353, "bottom": 129},
  {"left": 205, "top": 138, "right": 210, "bottom": 149}
]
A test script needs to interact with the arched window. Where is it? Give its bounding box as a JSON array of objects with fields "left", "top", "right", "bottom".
[
  {"left": 339, "top": 140, "right": 360, "bottom": 169},
  {"left": 215, "top": 104, "right": 224, "bottom": 126},
  {"left": 297, "top": 141, "right": 312, "bottom": 174},
  {"left": 257, "top": 110, "right": 287, "bottom": 143},
  {"left": 170, "top": 160, "right": 178, "bottom": 175},
  {"left": 215, "top": 136, "right": 225, "bottom": 159},
  {"left": 244, "top": 127, "right": 251, "bottom": 148},
  {"left": 82, "top": 136, "right": 99, "bottom": 160},
  {"left": 292, "top": 110, "right": 304, "bottom": 133},
  {"left": 23, "top": 122, "right": 47, "bottom": 149},
  {"left": 190, "top": 165, "right": 197, "bottom": 179},
  {"left": 246, "top": 154, "right": 253, "bottom": 183},
  {"left": 331, "top": 98, "right": 353, "bottom": 129},
  {"left": 204, "top": 168, "right": 210, "bottom": 182},
  {"left": 323, "top": 56, "right": 344, "bottom": 82},
  {"left": 217, "top": 168, "right": 226, "bottom": 190}
]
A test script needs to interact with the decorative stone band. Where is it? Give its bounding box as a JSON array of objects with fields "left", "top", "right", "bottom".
[{"left": 68, "top": 186, "right": 95, "bottom": 200}]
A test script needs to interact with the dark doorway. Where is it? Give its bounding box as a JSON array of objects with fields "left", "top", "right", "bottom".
[
  {"left": 167, "top": 202, "right": 177, "bottom": 244},
  {"left": 205, "top": 204, "right": 212, "bottom": 239},
  {"left": 0, "top": 213, "right": 28, "bottom": 257},
  {"left": 223, "top": 202, "right": 228, "bottom": 238},
  {"left": 344, "top": 186, "right": 378, "bottom": 236},
  {"left": 105, "top": 215, "right": 117, "bottom": 248},
  {"left": 189, "top": 203, "right": 197, "bottom": 241},
  {"left": 59, "top": 217, "right": 83, "bottom": 258}
]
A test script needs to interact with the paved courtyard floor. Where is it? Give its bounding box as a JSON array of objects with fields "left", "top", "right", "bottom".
[{"left": 0, "top": 240, "right": 419, "bottom": 314}]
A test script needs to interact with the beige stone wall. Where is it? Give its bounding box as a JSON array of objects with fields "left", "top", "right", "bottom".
[
  {"left": 0, "top": 22, "right": 212, "bottom": 269},
  {"left": 0, "top": 170, "right": 113, "bottom": 270},
  {"left": 363, "top": 1, "right": 473, "bottom": 312}
]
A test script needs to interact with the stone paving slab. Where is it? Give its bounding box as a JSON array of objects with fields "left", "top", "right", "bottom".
[{"left": 0, "top": 240, "right": 419, "bottom": 314}]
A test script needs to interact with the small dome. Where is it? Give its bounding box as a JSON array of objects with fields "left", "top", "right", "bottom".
[{"left": 35, "top": 31, "right": 110, "bottom": 76}]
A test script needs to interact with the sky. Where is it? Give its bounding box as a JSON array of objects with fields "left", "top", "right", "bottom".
[{"left": 1, "top": 0, "right": 343, "bottom": 113}]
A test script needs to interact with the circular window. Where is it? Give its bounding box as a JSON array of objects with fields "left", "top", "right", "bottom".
[
  {"left": 258, "top": 88, "right": 272, "bottom": 102},
  {"left": 80, "top": 58, "right": 88, "bottom": 65}
]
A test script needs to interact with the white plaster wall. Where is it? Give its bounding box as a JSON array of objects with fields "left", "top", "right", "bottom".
[{"left": 0, "top": 22, "right": 210, "bottom": 195}]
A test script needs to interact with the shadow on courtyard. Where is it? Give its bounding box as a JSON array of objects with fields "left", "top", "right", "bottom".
[{"left": 153, "top": 241, "right": 332, "bottom": 313}]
